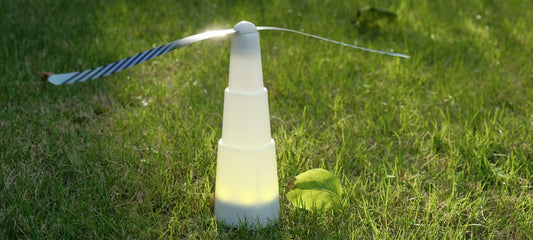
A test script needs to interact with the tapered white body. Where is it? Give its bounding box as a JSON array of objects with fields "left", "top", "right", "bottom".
[{"left": 214, "top": 21, "right": 279, "bottom": 227}]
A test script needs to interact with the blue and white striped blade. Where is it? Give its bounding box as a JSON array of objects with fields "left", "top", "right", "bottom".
[
  {"left": 49, "top": 26, "right": 410, "bottom": 85},
  {"left": 49, "top": 29, "right": 236, "bottom": 85}
]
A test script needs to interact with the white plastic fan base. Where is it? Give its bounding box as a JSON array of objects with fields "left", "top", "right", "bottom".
[{"left": 214, "top": 21, "right": 280, "bottom": 228}]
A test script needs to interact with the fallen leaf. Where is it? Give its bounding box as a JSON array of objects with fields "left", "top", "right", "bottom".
[
  {"left": 286, "top": 168, "right": 343, "bottom": 211},
  {"left": 355, "top": 7, "right": 398, "bottom": 29}
]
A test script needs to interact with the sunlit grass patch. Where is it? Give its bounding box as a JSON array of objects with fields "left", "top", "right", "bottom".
[{"left": 1, "top": 0, "right": 532, "bottom": 239}]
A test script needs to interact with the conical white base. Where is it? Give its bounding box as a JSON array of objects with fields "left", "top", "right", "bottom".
[
  {"left": 214, "top": 21, "right": 279, "bottom": 228},
  {"left": 215, "top": 140, "right": 279, "bottom": 227}
]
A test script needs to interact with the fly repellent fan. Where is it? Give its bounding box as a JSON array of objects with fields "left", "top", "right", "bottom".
[{"left": 48, "top": 21, "right": 409, "bottom": 228}]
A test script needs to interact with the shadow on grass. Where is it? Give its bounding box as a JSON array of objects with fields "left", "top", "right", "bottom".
[{"left": 215, "top": 221, "right": 283, "bottom": 239}]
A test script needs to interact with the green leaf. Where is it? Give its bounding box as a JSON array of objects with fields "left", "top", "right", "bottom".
[
  {"left": 286, "top": 168, "right": 343, "bottom": 211},
  {"left": 355, "top": 7, "right": 398, "bottom": 29}
]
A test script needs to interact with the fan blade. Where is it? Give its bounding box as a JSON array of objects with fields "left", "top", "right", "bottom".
[
  {"left": 48, "top": 29, "right": 235, "bottom": 85},
  {"left": 49, "top": 25, "right": 409, "bottom": 85},
  {"left": 257, "top": 26, "right": 410, "bottom": 58}
]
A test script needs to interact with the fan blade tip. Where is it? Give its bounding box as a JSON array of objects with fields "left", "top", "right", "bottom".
[
  {"left": 48, "top": 76, "right": 64, "bottom": 85},
  {"left": 48, "top": 72, "right": 78, "bottom": 85}
]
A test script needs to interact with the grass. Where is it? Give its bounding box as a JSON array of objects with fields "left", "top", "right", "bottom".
[{"left": 1, "top": 0, "right": 532, "bottom": 238}]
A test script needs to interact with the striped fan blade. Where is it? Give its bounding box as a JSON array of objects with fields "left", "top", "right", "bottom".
[
  {"left": 48, "top": 25, "right": 409, "bottom": 85},
  {"left": 48, "top": 29, "right": 235, "bottom": 85}
]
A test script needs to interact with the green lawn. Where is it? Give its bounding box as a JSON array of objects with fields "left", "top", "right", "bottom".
[{"left": 1, "top": 0, "right": 532, "bottom": 239}]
